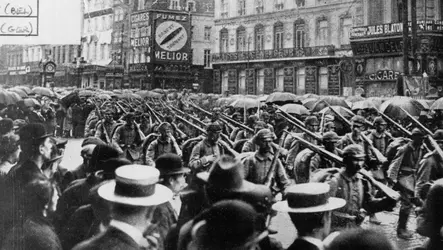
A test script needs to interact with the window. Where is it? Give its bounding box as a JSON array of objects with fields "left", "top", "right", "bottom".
[
  {"left": 294, "top": 20, "right": 305, "bottom": 48},
  {"left": 236, "top": 27, "right": 246, "bottom": 52},
  {"left": 93, "top": 42, "right": 98, "bottom": 60},
  {"left": 100, "top": 44, "right": 105, "bottom": 59},
  {"left": 170, "top": 0, "right": 180, "bottom": 10},
  {"left": 204, "top": 49, "right": 211, "bottom": 67},
  {"left": 101, "top": 16, "right": 106, "bottom": 31},
  {"left": 295, "top": 0, "right": 305, "bottom": 7},
  {"left": 221, "top": 0, "right": 229, "bottom": 18},
  {"left": 220, "top": 29, "right": 229, "bottom": 53},
  {"left": 318, "top": 19, "right": 328, "bottom": 46},
  {"left": 238, "top": 0, "right": 246, "bottom": 16},
  {"left": 87, "top": 19, "right": 92, "bottom": 32},
  {"left": 187, "top": 0, "right": 196, "bottom": 11},
  {"left": 255, "top": 24, "right": 264, "bottom": 51},
  {"left": 297, "top": 67, "right": 305, "bottom": 94},
  {"left": 274, "top": 22, "right": 284, "bottom": 49},
  {"left": 256, "top": 0, "right": 264, "bottom": 14},
  {"left": 204, "top": 26, "right": 211, "bottom": 41},
  {"left": 368, "top": 0, "right": 384, "bottom": 25},
  {"left": 340, "top": 17, "right": 353, "bottom": 45},
  {"left": 275, "top": 0, "right": 284, "bottom": 10}
]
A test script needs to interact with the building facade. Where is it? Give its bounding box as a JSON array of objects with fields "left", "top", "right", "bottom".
[
  {"left": 350, "top": 0, "right": 443, "bottom": 97},
  {"left": 212, "top": 0, "right": 361, "bottom": 96}
]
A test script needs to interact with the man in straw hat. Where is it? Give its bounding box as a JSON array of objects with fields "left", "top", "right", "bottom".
[
  {"left": 73, "top": 165, "right": 173, "bottom": 250},
  {"left": 272, "top": 183, "right": 346, "bottom": 250}
]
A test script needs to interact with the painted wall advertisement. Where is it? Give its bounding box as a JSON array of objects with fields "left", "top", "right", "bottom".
[{"left": 152, "top": 11, "right": 191, "bottom": 64}]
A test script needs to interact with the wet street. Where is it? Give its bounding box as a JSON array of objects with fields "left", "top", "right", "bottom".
[{"left": 61, "top": 138, "right": 427, "bottom": 250}]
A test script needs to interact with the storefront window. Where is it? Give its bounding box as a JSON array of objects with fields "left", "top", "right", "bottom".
[
  {"left": 319, "top": 67, "right": 328, "bottom": 95},
  {"left": 222, "top": 71, "right": 229, "bottom": 93},
  {"left": 276, "top": 68, "right": 284, "bottom": 91},
  {"left": 257, "top": 69, "right": 265, "bottom": 94},
  {"left": 238, "top": 70, "right": 246, "bottom": 94},
  {"left": 297, "top": 67, "right": 305, "bottom": 94}
]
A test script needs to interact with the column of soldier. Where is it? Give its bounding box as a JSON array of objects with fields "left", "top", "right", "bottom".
[{"left": 0, "top": 96, "right": 443, "bottom": 250}]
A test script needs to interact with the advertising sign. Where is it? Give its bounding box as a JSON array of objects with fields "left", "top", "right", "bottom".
[
  {"left": 152, "top": 11, "right": 191, "bottom": 64},
  {"left": 130, "top": 11, "right": 151, "bottom": 48}
]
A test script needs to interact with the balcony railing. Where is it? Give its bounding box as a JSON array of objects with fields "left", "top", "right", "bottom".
[
  {"left": 351, "top": 20, "right": 443, "bottom": 39},
  {"left": 212, "top": 46, "right": 335, "bottom": 63}
]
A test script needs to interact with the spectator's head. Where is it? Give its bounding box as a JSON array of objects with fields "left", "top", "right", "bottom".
[
  {"left": 327, "top": 228, "right": 396, "bottom": 250},
  {"left": 22, "top": 176, "right": 57, "bottom": 217},
  {"left": 422, "top": 179, "right": 443, "bottom": 242},
  {"left": 18, "top": 123, "right": 53, "bottom": 161},
  {"left": 156, "top": 153, "right": 189, "bottom": 194},
  {"left": 0, "top": 133, "right": 20, "bottom": 164},
  {"left": 0, "top": 118, "right": 13, "bottom": 136},
  {"left": 89, "top": 144, "right": 121, "bottom": 173}
]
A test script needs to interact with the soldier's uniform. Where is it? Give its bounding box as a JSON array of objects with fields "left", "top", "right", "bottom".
[
  {"left": 145, "top": 122, "right": 182, "bottom": 166},
  {"left": 415, "top": 130, "right": 443, "bottom": 201},
  {"left": 95, "top": 119, "right": 117, "bottom": 144},
  {"left": 387, "top": 128, "right": 426, "bottom": 239},
  {"left": 112, "top": 113, "right": 142, "bottom": 162}
]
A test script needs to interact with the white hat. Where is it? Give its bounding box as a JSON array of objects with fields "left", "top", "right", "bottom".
[
  {"left": 98, "top": 164, "right": 173, "bottom": 206},
  {"left": 272, "top": 183, "right": 345, "bottom": 213}
]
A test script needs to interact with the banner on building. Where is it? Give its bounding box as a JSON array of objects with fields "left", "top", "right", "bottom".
[
  {"left": 228, "top": 69, "right": 238, "bottom": 94},
  {"left": 263, "top": 68, "right": 274, "bottom": 95},
  {"left": 283, "top": 67, "right": 295, "bottom": 93},
  {"left": 246, "top": 69, "right": 255, "bottom": 95},
  {"left": 305, "top": 66, "right": 317, "bottom": 94},
  {"left": 152, "top": 11, "right": 191, "bottom": 64}
]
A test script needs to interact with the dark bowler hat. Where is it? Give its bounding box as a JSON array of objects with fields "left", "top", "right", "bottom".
[
  {"left": 90, "top": 144, "right": 121, "bottom": 172},
  {"left": 81, "top": 137, "right": 105, "bottom": 147},
  {"left": 190, "top": 200, "right": 268, "bottom": 250},
  {"left": 272, "top": 183, "right": 345, "bottom": 213},
  {"left": 197, "top": 156, "right": 273, "bottom": 214},
  {"left": 98, "top": 164, "right": 172, "bottom": 207},
  {"left": 99, "top": 157, "right": 132, "bottom": 179},
  {"left": 19, "top": 123, "right": 52, "bottom": 143},
  {"left": 155, "top": 153, "right": 190, "bottom": 178}
]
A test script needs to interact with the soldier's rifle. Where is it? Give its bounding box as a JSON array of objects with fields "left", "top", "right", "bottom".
[
  {"left": 323, "top": 101, "right": 388, "bottom": 164},
  {"left": 175, "top": 114, "right": 239, "bottom": 157},
  {"left": 164, "top": 101, "right": 207, "bottom": 128},
  {"left": 115, "top": 101, "right": 146, "bottom": 141},
  {"left": 399, "top": 107, "right": 443, "bottom": 161},
  {"left": 145, "top": 102, "right": 162, "bottom": 124},
  {"left": 264, "top": 131, "right": 286, "bottom": 189},
  {"left": 374, "top": 108, "right": 412, "bottom": 137},
  {"left": 275, "top": 106, "right": 323, "bottom": 142},
  {"left": 159, "top": 102, "right": 192, "bottom": 140},
  {"left": 93, "top": 103, "right": 112, "bottom": 144},
  {"left": 286, "top": 131, "right": 401, "bottom": 201},
  {"left": 187, "top": 101, "right": 252, "bottom": 133}
]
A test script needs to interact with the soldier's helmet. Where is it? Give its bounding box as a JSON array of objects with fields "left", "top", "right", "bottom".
[
  {"left": 342, "top": 144, "right": 365, "bottom": 159},
  {"left": 322, "top": 131, "right": 341, "bottom": 143},
  {"left": 373, "top": 116, "right": 387, "bottom": 125}
]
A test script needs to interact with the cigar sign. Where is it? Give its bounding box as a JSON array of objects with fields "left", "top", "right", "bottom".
[{"left": 152, "top": 11, "right": 191, "bottom": 63}]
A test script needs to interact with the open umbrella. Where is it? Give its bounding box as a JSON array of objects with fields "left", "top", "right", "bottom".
[
  {"left": 380, "top": 96, "right": 425, "bottom": 120},
  {"left": 97, "top": 93, "right": 112, "bottom": 100},
  {"left": 302, "top": 98, "right": 318, "bottom": 110},
  {"left": 215, "top": 97, "right": 235, "bottom": 107},
  {"left": 78, "top": 89, "right": 96, "bottom": 97},
  {"left": 318, "top": 96, "right": 349, "bottom": 107},
  {"left": 279, "top": 103, "right": 309, "bottom": 115},
  {"left": 16, "top": 86, "right": 32, "bottom": 94},
  {"left": 266, "top": 92, "right": 302, "bottom": 105},
  {"left": 416, "top": 99, "right": 433, "bottom": 110},
  {"left": 352, "top": 100, "right": 380, "bottom": 110},
  {"left": 430, "top": 97, "right": 443, "bottom": 111},
  {"left": 228, "top": 98, "right": 260, "bottom": 110},
  {"left": 302, "top": 93, "right": 319, "bottom": 100},
  {"left": 9, "top": 88, "right": 28, "bottom": 98},
  {"left": 22, "top": 98, "right": 40, "bottom": 107},
  {"left": 346, "top": 95, "right": 366, "bottom": 103},
  {"left": 0, "top": 90, "right": 18, "bottom": 105},
  {"left": 257, "top": 95, "right": 269, "bottom": 102},
  {"left": 8, "top": 91, "right": 22, "bottom": 103},
  {"left": 32, "top": 87, "right": 55, "bottom": 97},
  {"left": 319, "top": 106, "right": 354, "bottom": 119}
]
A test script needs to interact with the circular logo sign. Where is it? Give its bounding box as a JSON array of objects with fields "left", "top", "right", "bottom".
[
  {"left": 355, "top": 87, "right": 365, "bottom": 96},
  {"left": 155, "top": 21, "right": 187, "bottom": 52}
]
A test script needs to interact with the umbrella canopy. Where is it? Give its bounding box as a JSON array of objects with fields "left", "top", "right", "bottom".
[
  {"left": 137, "top": 90, "right": 162, "bottom": 99},
  {"left": 22, "top": 98, "right": 40, "bottom": 107},
  {"left": 257, "top": 95, "right": 269, "bottom": 102},
  {"left": 302, "top": 98, "right": 318, "bottom": 110},
  {"left": 32, "top": 87, "right": 55, "bottom": 97},
  {"left": 302, "top": 93, "right": 319, "bottom": 100},
  {"left": 0, "top": 90, "right": 21, "bottom": 105},
  {"left": 151, "top": 88, "right": 166, "bottom": 94},
  {"left": 416, "top": 99, "right": 433, "bottom": 110},
  {"left": 78, "top": 89, "right": 96, "bottom": 97},
  {"left": 266, "top": 92, "right": 302, "bottom": 105},
  {"left": 215, "top": 97, "right": 235, "bottom": 107},
  {"left": 319, "top": 96, "right": 349, "bottom": 107},
  {"left": 380, "top": 96, "right": 425, "bottom": 119},
  {"left": 9, "top": 88, "right": 28, "bottom": 98},
  {"left": 430, "top": 97, "right": 443, "bottom": 111},
  {"left": 352, "top": 100, "right": 380, "bottom": 110},
  {"left": 346, "top": 95, "right": 366, "bottom": 103},
  {"left": 228, "top": 98, "right": 260, "bottom": 110},
  {"left": 319, "top": 106, "right": 354, "bottom": 119},
  {"left": 279, "top": 103, "right": 309, "bottom": 115},
  {"left": 97, "top": 93, "right": 112, "bottom": 100},
  {"left": 16, "top": 86, "right": 32, "bottom": 94}
]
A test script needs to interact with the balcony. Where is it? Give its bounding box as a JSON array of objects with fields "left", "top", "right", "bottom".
[{"left": 212, "top": 46, "right": 335, "bottom": 64}]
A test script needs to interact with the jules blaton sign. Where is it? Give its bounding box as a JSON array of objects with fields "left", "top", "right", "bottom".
[
  {"left": 351, "top": 20, "right": 443, "bottom": 39},
  {"left": 152, "top": 12, "right": 191, "bottom": 63}
]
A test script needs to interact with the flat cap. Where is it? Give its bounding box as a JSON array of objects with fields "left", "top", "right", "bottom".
[{"left": 343, "top": 144, "right": 365, "bottom": 159}]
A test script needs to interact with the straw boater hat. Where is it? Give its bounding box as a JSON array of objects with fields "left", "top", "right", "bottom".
[
  {"left": 98, "top": 164, "right": 173, "bottom": 206},
  {"left": 272, "top": 183, "right": 345, "bottom": 213}
]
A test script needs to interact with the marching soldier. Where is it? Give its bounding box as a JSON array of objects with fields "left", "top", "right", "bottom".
[
  {"left": 366, "top": 117, "right": 392, "bottom": 156},
  {"left": 145, "top": 122, "right": 182, "bottom": 166},
  {"left": 327, "top": 145, "right": 396, "bottom": 230},
  {"left": 242, "top": 129, "right": 291, "bottom": 192},
  {"left": 94, "top": 108, "right": 117, "bottom": 144},
  {"left": 310, "top": 132, "right": 342, "bottom": 172},
  {"left": 415, "top": 130, "right": 443, "bottom": 202},
  {"left": 188, "top": 123, "right": 225, "bottom": 174},
  {"left": 387, "top": 128, "right": 426, "bottom": 239},
  {"left": 112, "top": 113, "right": 143, "bottom": 162},
  {"left": 336, "top": 115, "right": 366, "bottom": 149}
]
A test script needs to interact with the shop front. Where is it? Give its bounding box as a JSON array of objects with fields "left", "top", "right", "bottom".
[
  {"left": 129, "top": 63, "right": 151, "bottom": 90},
  {"left": 212, "top": 46, "right": 350, "bottom": 96}
]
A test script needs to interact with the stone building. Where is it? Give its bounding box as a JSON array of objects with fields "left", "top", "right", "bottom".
[
  {"left": 350, "top": 0, "right": 443, "bottom": 97},
  {"left": 212, "top": 0, "right": 361, "bottom": 95}
]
